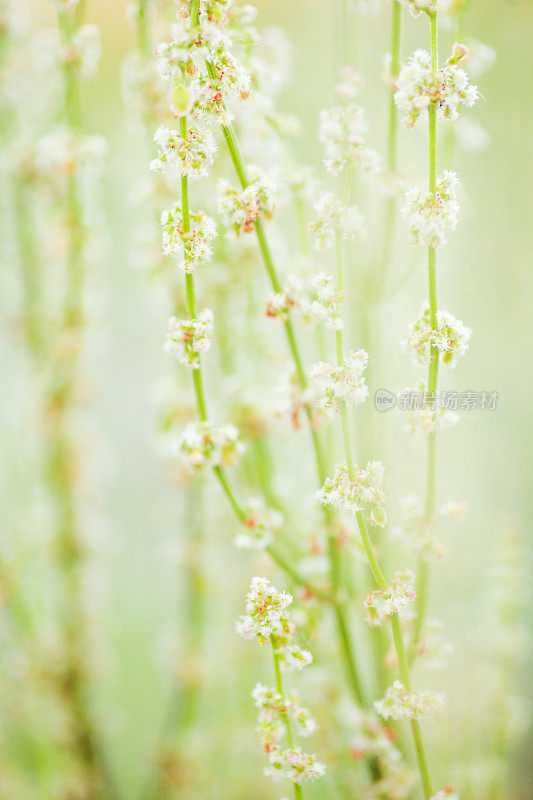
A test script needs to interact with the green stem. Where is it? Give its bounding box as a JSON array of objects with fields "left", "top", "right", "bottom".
[
  {"left": 13, "top": 178, "right": 42, "bottom": 360},
  {"left": 378, "top": 0, "right": 403, "bottom": 283},
  {"left": 414, "top": 7, "right": 439, "bottom": 656},
  {"left": 137, "top": 0, "right": 150, "bottom": 55},
  {"left": 271, "top": 636, "right": 304, "bottom": 800}
]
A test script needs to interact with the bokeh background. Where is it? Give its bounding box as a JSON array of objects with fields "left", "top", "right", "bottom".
[{"left": 1, "top": 0, "right": 532, "bottom": 798}]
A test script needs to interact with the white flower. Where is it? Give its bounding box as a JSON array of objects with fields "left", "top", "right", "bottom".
[
  {"left": 160, "top": 204, "right": 217, "bottom": 272},
  {"left": 175, "top": 421, "right": 244, "bottom": 470},
  {"left": 301, "top": 273, "right": 344, "bottom": 331},
  {"left": 317, "top": 461, "right": 386, "bottom": 525},
  {"left": 309, "top": 193, "right": 365, "bottom": 250},
  {"left": 265, "top": 748, "right": 326, "bottom": 784},
  {"left": 235, "top": 577, "right": 293, "bottom": 644},
  {"left": 403, "top": 171, "right": 460, "bottom": 248},
  {"left": 375, "top": 681, "right": 444, "bottom": 720},
  {"left": 401, "top": 303, "right": 472, "bottom": 369},
  {"left": 164, "top": 309, "right": 214, "bottom": 368},
  {"left": 217, "top": 167, "right": 276, "bottom": 237},
  {"left": 394, "top": 47, "right": 478, "bottom": 128},
  {"left": 252, "top": 684, "right": 317, "bottom": 742},
  {"left": 309, "top": 350, "right": 368, "bottom": 410},
  {"left": 150, "top": 125, "right": 216, "bottom": 179},
  {"left": 364, "top": 571, "right": 416, "bottom": 625}
]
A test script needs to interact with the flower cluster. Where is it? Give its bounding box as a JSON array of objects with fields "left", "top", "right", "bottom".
[
  {"left": 403, "top": 171, "right": 460, "bottom": 248},
  {"left": 375, "top": 681, "right": 444, "bottom": 720},
  {"left": 309, "top": 349, "right": 369, "bottom": 410},
  {"left": 264, "top": 747, "right": 326, "bottom": 784},
  {"left": 265, "top": 275, "right": 303, "bottom": 321},
  {"left": 252, "top": 683, "right": 317, "bottom": 747},
  {"left": 319, "top": 67, "right": 379, "bottom": 175},
  {"left": 301, "top": 273, "right": 344, "bottom": 331},
  {"left": 364, "top": 571, "right": 416, "bottom": 626},
  {"left": 175, "top": 421, "right": 244, "bottom": 470},
  {"left": 160, "top": 204, "right": 217, "bottom": 272},
  {"left": 401, "top": 304, "right": 472, "bottom": 369},
  {"left": 164, "top": 309, "right": 214, "bottom": 368},
  {"left": 150, "top": 125, "right": 217, "bottom": 179},
  {"left": 394, "top": 47, "right": 478, "bottom": 129},
  {"left": 217, "top": 168, "right": 276, "bottom": 238},
  {"left": 233, "top": 498, "right": 283, "bottom": 550},
  {"left": 309, "top": 192, "right": 365, "bottom": 250},
  {"left": 266, "top": 273, "right": 344, "bottom": 330},
  {"left": 155, "top": 18, "right": 251, "bottom": 124},
  {"left": 236, "top": 577, "right": 312, "bottom": 670},
  {"left": 317, "top": 461, "right": 387, "bottom": 527}
]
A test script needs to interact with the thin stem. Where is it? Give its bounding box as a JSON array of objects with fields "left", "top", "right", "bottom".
[
  {"left": 378, "top": 0, "right": 403, "bottom": 283},
  {"left": 47, "top": 6, "right": 117, "bottom": 798},
  {"left": 13, "top": 178, "right": 42, "bottom": 360},
  {"left": 414, "top": 7, "right": 439, "bottom": 655},
  {"left": 271, "top": 637, "right": 303, "bottom": 800},
  {"left": 136, "top": 0, "right": 150, "bottom": 56}
]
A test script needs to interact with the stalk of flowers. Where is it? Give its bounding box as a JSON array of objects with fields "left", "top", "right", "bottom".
[
  {"left": 123, "top": 6, "right": 202, "bottom": 794},
  {"left": 236, "top": 577, "right": 326, "bottom": 798},
  {"left": 395, "top": 0, "right": 478, "bottom": 660},
  {"left": 149, "top": 0, "right": 341, "bottom": 612},
  {"left": 35, "top": 2, "right": 113, "bottom": 796},
  {"left": 312, "top": 68, "right": 440, "bottom": 800},
  {"left": 151, "top": 2, "right": 380, "bottom": 746}
]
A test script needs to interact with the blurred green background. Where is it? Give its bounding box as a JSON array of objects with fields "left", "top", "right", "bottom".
[{"left": 2, "top": 0, "right": 532, "bottom": 797}]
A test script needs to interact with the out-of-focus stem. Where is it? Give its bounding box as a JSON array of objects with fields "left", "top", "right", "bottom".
[
  {"left": 13, "top": 177, "right": 42, "bottom": 360},
  {"left": 413, "top": 8, "right": 439, "bottom": 657},
  {"left": 378, "top": 0, "right": 403, "bottom": 285},
  {"left": 48, "top": 7, "right": 115, "bottom": 798}
]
